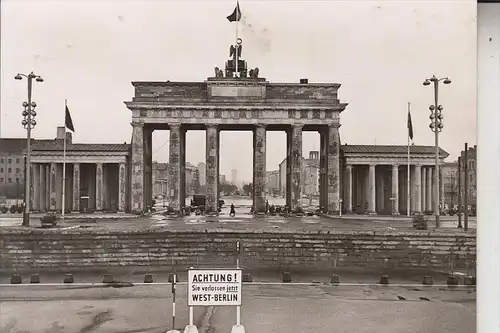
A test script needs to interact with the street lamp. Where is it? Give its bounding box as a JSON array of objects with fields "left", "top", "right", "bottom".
[
  {"left": 15, "top": 71, "right": 43, "bottom": 227},
  {"left": 423, "top": 75, "right": 451, "bottom": 228}
]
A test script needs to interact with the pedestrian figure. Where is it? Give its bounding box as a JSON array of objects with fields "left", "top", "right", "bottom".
[
  {"left": 265, "top": 200, "right": 269, "bottom": 214},
  {"left": 230, "top": 203, "right": 236, "bottom": 217}
]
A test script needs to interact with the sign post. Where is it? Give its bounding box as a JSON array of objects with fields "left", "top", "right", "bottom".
[{"left": 186, "top": 268, "right": 244, "bottom": 333}]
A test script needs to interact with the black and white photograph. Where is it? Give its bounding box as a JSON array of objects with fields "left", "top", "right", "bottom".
[{"left": 0, "top": 0, "right": 498, "bottom": 332}]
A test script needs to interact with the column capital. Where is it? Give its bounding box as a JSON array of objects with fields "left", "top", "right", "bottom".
[
  {"left": 131, "top": 122, "right": 144, "bottom": 128},
  {"left": 292, "top": 124, "right": 304, "bottom": 130},
  {"left": 96, "top": 162, "right": 103, "bottom": 166},
  {"left": 206, "top": 124, "right": 218, "bottom": 130},
  {"left": 346, "top": 164, "right": 353, "bottom": 170},
  {"left": 369, "top": 163, "right": 376, "bottom": 167},
  {"left": 392, "top": 164, "right": 399, "bottom": 169},
  {"left": 255, "top": 124, "right": 267, "bottom": 129},
  {"left": 169, "top": 123, "right": 182, "bottom": 130}
]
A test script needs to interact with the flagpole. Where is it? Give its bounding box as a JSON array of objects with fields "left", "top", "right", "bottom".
[
  {"left": 235, "top": 3, "right": 239, "bottom": 76},
  {"left": 407, "top": 102, "right": 411, "bottom": 217},
  {"left": 62, "top": 99, "right": 67, "bottom": 218}
]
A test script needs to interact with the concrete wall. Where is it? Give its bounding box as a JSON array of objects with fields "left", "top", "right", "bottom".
[{"left": 0, "top": 230, "right": 475, "bottom": 273}]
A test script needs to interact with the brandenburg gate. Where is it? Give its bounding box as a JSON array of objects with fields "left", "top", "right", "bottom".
[{"left": 125, "top": 40, "right": 347, "bottom": 214}]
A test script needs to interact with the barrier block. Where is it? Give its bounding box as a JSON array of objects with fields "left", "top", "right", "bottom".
[
  {"left": 422, "top": 276, "right": 434, "bottom": 285},
  {"left": 230, "top": 325, "right": 246, "bottom": 333},
  {"left": 464, "top": 276, "right": 476, "bottom": 286},
  {"left": 379, "top": 274, "right": 389, "bottom": 285},
  {"left": 242, "top": 272, "right": 253, "bottom": 283},
  {"left": 64, "top": 274, "right": 74, "bottom": 284},
  {"left": 102, "top": 274, "right": 114, "bottom": 284},
  {"left": 282, "top": 271, "right": 292, "bottom": 283},
  {"left": 447, "top": 275, "right": 459, "bottom": 286},
  {"left": 183, "top": 325, "right": 199, "bottom": 333},
  {"left": 168, "top": 273, "right": 179, "bottom": 283},
  {"left": 144, "top": 273, "right": 154, "bottom": 283},
  {"left": 330, "top": 274, "right": 340, "bottom": 285},
  {"left": 30, "top": 274, "right": 40, "bottom": 284},
  {"left": 10, "top": 274, "right": 22, "bottom": 284}
]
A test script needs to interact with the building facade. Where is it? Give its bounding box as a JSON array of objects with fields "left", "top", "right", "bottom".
[
  {"left": 266, "top": 170, "right": 280, "bottom": 195},
  {"left": 28, "top": 127, "right": 130, "bottom": 212},
  {"left": 442, "top": 161, "right": 458, "bottom": 208},
  {"left": 0, "top": 139, "right": 29, "bottom": 199}
]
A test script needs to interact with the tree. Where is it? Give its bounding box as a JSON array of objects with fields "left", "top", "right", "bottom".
[
  {"left": 242, "top": 183, "right": 253, "bottom": 196},
  {"left": 220, "top": 182, "right": 238, "bottom": 195}
]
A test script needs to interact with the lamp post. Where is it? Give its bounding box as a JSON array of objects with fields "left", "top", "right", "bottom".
[
  {"left": 423, "top": 75, "right": 451, "bottom": 228},
  {"left": 15, "top": 72, "right": 44, "bottom": 227}
]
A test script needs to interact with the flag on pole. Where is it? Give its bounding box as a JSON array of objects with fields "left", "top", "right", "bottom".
[
  {"left": 227, "top": 1, "right": 242, "bottom": 22},
  {"left": 407, "top": 110, "right": 413, "bottom": 141},
  {"left": 65, "top": 105, "right": 75, "bottom": 132}
]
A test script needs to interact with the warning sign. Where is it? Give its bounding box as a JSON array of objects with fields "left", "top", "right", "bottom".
[{"left": 187, "top": 269, "right": 242, "bottom": 306}]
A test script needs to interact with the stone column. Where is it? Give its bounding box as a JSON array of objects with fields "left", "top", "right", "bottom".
[
  {"left": 345, "top": 165, "right": 353, "bottom": 213},
  {"left": 205, "top": 125, "right": 219, "bottom": 214},
  {"left": 72, "top": 163, "right": 80, "bottom": 212},
  {"left": 426, "top": 167, "right": 433, "bottom": 213},
  {"left": 326, "top": 125, "right": 341, "bottom": 214},
  {"left": 391, "top": 164, "right": 399, "bottom": 215},
  {"left": 414, "top": 165, "right": 422, "bottom": 213},
  {"left": 144, "top": 127, "right": 153, "bottom": 211},
  {"left": 285, "top": 130, "right": 292, "bottom": 207},
  {"left": 118, "top": 162, "right": 126, "bottom": 212},
  {"left": 289, "top": 125, "right": 303, "bottom": 210},
  {"left": 367, "top": 164, "right": 376, "bottom": 214},
  {"left": 169, "top": 124, "right": 182, "bottom": 211},
  {"left": 39, "top": 164, "right": 45, "bottom": 212},
  {"left": 319, "top": 131, "right": 327, "bottom": 211},
  {"left": 49, "top": 163, "right": 57, "bottom": 211},
  {"left": 421, "top": 167, "right": 427, "bottom": 212},
  {"left": 130, "top": 122, "right": 145, "bottom": 213},
  {"left": 32, "top": 164, "right": 40, "bottom": 211},
  {"left": 96, "top": 163, "right": 104, "bottom": 211},
  {"left": 439, "top": 167, "right": 444, "bottom": 212},
  {"left": 253, "top": 125, "right": 267, "bottom": 214},
  {"left": 45, "top": 164, "right": 50, "bottom": 210}
]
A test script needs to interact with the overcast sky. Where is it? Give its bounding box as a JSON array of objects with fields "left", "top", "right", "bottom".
[{"left": 1, "top": 0, "right": 477, "bottom": 182}]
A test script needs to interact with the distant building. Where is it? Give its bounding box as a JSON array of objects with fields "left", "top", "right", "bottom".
[
  {"left": 231, "top": 169, "right": 238, "bottom": 185},
  {"left": 302, "top": 151, "right": 319, "bottom": 197},
  {"left": 266, "top": 170, "right": 280, "bottom": 195},
  {"left": 152, "top": 162, "right": 169, "bottom": 198},
  {"left": 197, "top": 162, "right": 206, "bottom": 186},
  {"left": 278, "top": 159, "right": 287, "bottom": 197},
  {"left": 219, "top": 174, "right": 226, "bottom": 183},
  {"left": 442, "top": 161, "right": 458, "bottom": 208},
  {"left": 459, "top": 145, "right": 477, "bottom": 207},
  {"left": 0, "top": 139, "right": 30, "bottom": 199}
]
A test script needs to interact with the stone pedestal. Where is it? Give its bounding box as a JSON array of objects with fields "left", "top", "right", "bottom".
[
  {"left": 253, "top": 125, "right": 267, "bottom": 213},
  {"left": 326, "top": 126, "right": 340, "bottom": 214},
  {"left": 367, "top": 164, "right": 376, "bottom": 214},
  {"left": 205, "top": 125, "right": 219, "bottom": 214},
  {"left": 345, "top": 165, "right": 353, "bottom": 213},
  {"left": 72, "top": 163, "right": 80, "bottom": 212},
  {"left": 391, "top": 165, "right": 399, "bottom": 215},
  {"left": 96, "top": 163, "right": 104, "bottom": 211},
  {"left": 131, "top": 122, "right": 145, "bottom": 213},
  {"left": 118, "top": 163, "right": 126, "bottom": 212}
]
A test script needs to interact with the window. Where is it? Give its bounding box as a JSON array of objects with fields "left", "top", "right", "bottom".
[
  {"left": 7, "top": 168, "right": 11, "bottom": 173},
  {"left": 7, "top": 158, "right": 12, "bottom": 164},
  {"left": 470, "top": 174, "right": 473, "bottom": 182},
  {"left": 16, "top": 158, "right": 20, "bottom": 164},
  {"left": 16, "top": 168, "right": 20, "bottom": 173},
  {"left": 0, "top": 177, "right": 3, "bottom": 183},
  {"left": 0, "top": 158, "right": 3, "bottom": 163},
  {"left": 0, "top": 168, "right": 3, "bottom": 173},
  {"left": 8, "top": 178, "right": 12, "bottom": 183}
]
